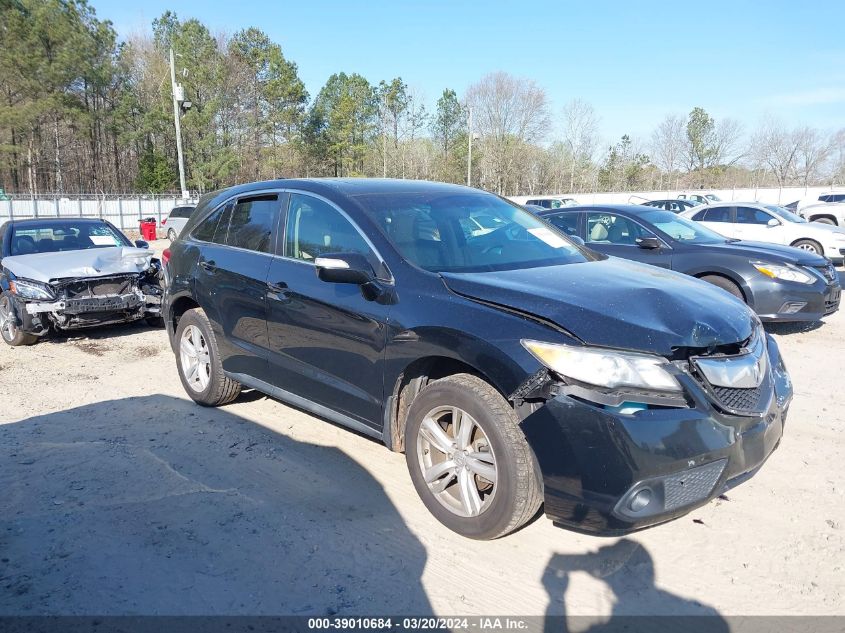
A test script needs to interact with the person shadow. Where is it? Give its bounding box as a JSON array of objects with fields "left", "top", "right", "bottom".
[
  {"left": 0, "top": 394, "right": 432, "bottom": 616},
  {"left": 542, "top": 539, "right": 728, "bottom": 633}
]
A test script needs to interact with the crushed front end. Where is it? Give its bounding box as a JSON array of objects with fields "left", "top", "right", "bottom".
[
  {"left": 515, "top": 326, "right": 792, "bottom": 536},
  {"left": 10, "top": 264, "right": 162, "bottom": 336}
]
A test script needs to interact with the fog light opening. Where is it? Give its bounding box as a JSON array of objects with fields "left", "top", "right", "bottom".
[
  {"left": 628, "top": 487, "right": 653, "bottom": 512},
  {"left": 778, "top": 301, "right": 807, "bottom": 315}
]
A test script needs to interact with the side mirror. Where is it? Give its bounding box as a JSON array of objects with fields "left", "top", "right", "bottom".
[
  {"left": 135, "top": 240, "right": 150, "bottom": 248},
  {"left": 315, "top": 253, "right": 375, "bottom": 285},
  {"left": 568, "top": 235, "right": 585, "bottom": 246},
  {"left": 636, "top": 236, "right": 662, "bottom": 249},
  {"left": 767, "top": 218, "right": 779, "bottom": 227}
]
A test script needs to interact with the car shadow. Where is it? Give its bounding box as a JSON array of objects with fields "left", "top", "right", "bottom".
[
  {"left": 0, "top": 395, "right": 432, "bottom": 616},
  {"left": 542, "top": 539, "right": 728, "bottom": 632},
  {"left": 47, "top": 319, "right": 163, "bottom": 344},
  {"left": 764, "top": 320, "right": 824, "bottom": 336}
]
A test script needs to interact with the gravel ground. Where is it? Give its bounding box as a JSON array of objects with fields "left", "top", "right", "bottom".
[{"left": 0, "top": 242, "right": 843, "bottom": 617}]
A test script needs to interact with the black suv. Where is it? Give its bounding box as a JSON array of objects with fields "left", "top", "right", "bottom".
[{"left": 162, "top": 179, "right": 792, "bottom": 539}]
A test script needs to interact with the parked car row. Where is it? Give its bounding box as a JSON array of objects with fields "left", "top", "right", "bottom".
[{"left": 5, "top": 179, "right": 839, "bottom": 542}]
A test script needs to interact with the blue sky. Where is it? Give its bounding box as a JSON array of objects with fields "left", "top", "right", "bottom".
[{"left": 96, "top": 0, "right": 845, "bottom": 145}]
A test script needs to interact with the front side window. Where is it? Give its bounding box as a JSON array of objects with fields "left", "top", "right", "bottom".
[
  {"left": 285, "top": 194, "right": 373, "bottom": 263},
  {"left": 226, "top": 195, "right": 278, "bottom": 253},
  {"left": 357, "top": 191, "right": 592, "bottom": 273},
  {"left": 586, "top": 213, "right": 652, "bottom": 245},
  {"left": 736, "top": 207, "right": 772, "bottom": 225}
]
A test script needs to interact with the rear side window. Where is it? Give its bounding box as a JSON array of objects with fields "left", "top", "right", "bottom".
[
  {"left": 169, "top": 206, "right": 194, "bottom": 219},
  {"left": 226, "top": 195, "right": 278, "bottom": 253},
  {"left": 546, "top": 213, "right": 580, "bottom": 236},
  {"left": 696, "top": 207, "right": 732, "bottom": 222}
]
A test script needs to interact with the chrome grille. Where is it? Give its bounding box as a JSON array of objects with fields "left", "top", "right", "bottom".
[{"left": 814, "top": 263, "right": 837, "bottom": 284}]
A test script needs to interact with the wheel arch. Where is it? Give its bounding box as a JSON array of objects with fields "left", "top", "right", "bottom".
[
  {"left": 166, "top": 294, "right": 200, "bottom": 350},
  {"left": 806, "top": 214, "right": 839, "bottom": 226},
  {"left": 688, "top": 268, "right": 751, "bottom": 306}
]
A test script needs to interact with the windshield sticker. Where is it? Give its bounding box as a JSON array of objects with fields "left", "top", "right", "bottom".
[
  {"left": 527, "top": 227, "right": 569, "bottom": 249},
  {"left": 90, "top": 235, "right": 119, "bottom": 246}
]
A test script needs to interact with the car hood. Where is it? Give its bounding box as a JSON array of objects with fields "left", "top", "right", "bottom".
[
  {"left": 440, "top": 258, "right": 756, "bottom": 357},
  {"left": 705, "top": 240, "right": 827, "bottom": 265},
  {"left": 2, "top": 247, "right": 155, "bottom": 283},
  {"left": 798, "top": 221, "right": 845, "bottom": 237}
]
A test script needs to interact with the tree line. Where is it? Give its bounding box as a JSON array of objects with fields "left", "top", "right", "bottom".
[{"left": 1, "top": 0, "right": 843, "bottom": 197}]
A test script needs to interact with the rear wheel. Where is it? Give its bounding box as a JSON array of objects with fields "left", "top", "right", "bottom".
[
  {"left": 700, "top": 275, "right": 744, "bottom": 302},
  {"left": 0, "top": 293, "right": 38, "bottom": 347},
  {"left": 404, "top": 373, "right": 542, "bottom": 540},
  {"left": 175, "top": 307, "right": 240, "bottom": 406},
  {"left": 791, "top": 239, "right": 823, "bottom": 255}
]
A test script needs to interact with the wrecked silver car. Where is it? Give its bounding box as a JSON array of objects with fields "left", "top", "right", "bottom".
[{"left": 0, "top": 218, "right": 162, "bottom": 346}]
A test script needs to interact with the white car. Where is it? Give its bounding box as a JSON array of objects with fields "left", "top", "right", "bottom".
[
  {"left": 798, "top": 202, "right": 845, "bottom": 227},
  {"left": 681, "top": 202, "right": 845, "bottom": 264},
  {"left": 678, "top": 193, "right": 721, "bottom": 206},
  {"left": 161, "top": 205, "right": 195, "bottom": 241}
]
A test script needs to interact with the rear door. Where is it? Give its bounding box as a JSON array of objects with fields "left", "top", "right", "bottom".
[
  {"left": 692, "top": 206, "right": 736, "bottom": 237},
  {"left": 192, "top": 193, "right": 281, "bottom": 380},
  {"left": 264, "top": 192, "right": 391, "bottom": 428},
  {"left": 583, "top": 211, "right": 671, "bottom": 268}
]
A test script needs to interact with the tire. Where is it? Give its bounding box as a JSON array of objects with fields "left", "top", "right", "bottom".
[
  {"left": 174, "top": 307, "right": 241, "bottom": 406},
  {"left": 0, "top": 292, "right": 38, "bottom": 347},
  {"left": 404, "top": 373, "right": 542, "bottom": 540},
  {"left": 700, "top": 275, "right": 744, "bottom": 302},
  {"left": 791, "top": 239, "right": 823, "bottom": 255},
  {"left": 167, "top": 228, "right": 177, "bottom": 241},
  {"left": 811, "top": 217, "right": 835, "bottom": 226}
]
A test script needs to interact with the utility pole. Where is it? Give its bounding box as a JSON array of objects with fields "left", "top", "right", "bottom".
[
  {"left": 467, "top": 106, "right": 473, "bottom": 187},
  {"left": 170, "top": 47, "right": 189, "bottom": 200}
]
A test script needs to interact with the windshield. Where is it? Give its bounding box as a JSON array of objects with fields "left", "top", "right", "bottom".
[
  {"left": 357, "top": 191, "right": 593, "bottom": 273},
  {"left": 639, "top": 209, "right": 727, "bottom": 244},
  {"left": 705, "top": 194, "right": 722, "bottom": 201},
  {"left": 764, "top": 205, "right": 806, "bottom": 223},
  {"left": 10, "top": 221, "right": 130, "bottom": 256}
]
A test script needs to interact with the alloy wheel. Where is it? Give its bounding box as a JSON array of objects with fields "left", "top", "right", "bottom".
[
  {"left": 416, "top": 405, "right": 498, "bottom": 517},
  {"left": 0, "top": 297, "right": 17, "bottom": 342},
  {"left": 180, "top": 324, "right": 211, "bottom": 392}
]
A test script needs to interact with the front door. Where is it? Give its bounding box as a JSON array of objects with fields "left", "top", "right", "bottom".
[
  {"left": 584, "top": 211, "right": 672, "bottom": 268},
  {"left": 265, "top": 192, "right": 391, "bottom": 428},
  {"left": 734, "top": 206, "right": 786, "bottom": 245}
]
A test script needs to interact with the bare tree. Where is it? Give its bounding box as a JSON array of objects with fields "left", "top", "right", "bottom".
[
  {"left": 561, "top": 99, "right": 598, "bottom": 193},
  {"left": 465, "top": 72, "right": 550, "bottom": 194},
  {"left": 793, "top": 126, "right": 832, "bottom": 189},
  {"left": 749, "top": 118, "right": 799, "bottom": 188},
  {"left": 713, "top": 118, "right": 745, "bottom": 166},
  {"left": 650, "top": 114, "right": 686, "bottom": 189}
]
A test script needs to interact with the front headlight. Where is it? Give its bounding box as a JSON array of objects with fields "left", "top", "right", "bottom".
[
  {"left": 9, "top": 278, "right": 54, "bottom": 300},
  {"left": 752, "top": 261, "right": 814, "bottom": 284},
  {"left": 521, "top": 339, "right": 682, "bottom": 392}
]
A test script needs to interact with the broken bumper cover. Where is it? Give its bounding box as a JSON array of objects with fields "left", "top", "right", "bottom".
[
  {"left": 20, "top": 291, "right": 160, "bottom": 332},
  {"left": 25, "top": 293, "right": 145, "bottom": 315},
  {"left": 519, "top": 336, "right": 792, "bottom": 536}
]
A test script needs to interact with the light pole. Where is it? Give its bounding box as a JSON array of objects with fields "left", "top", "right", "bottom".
[
  {"left": 169, "top": 47, "right": 190, "bottom": 200},
  {"left": 466, "top": 106, "right": 472, "bottom": 187}
]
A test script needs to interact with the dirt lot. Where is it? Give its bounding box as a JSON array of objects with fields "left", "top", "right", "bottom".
[{"left": 0, "top": 243, "right": 843, "bottom": 617}]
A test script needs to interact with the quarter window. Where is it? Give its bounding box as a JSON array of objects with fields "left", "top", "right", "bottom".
[
  {"left": 285, "top": 194, "right": 373, "bottom": 262},
  {"left": 193, "top": 204, "right": 229, "bottom": 243}
]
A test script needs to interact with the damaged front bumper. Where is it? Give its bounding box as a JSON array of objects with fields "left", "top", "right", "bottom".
[
  {"left": 13, "top": 272, "right": 161, "bottom": 335},
  {"left": 517, "top": 334, "right": 792, "bottom": 536}
]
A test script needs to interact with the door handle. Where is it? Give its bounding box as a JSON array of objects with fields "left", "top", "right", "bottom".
[
  {"left": 267, "top": 281, "right": 291, "bottom": 303},
  {"left": 199, "top": 260, "right": 217, "bottom": 272}
]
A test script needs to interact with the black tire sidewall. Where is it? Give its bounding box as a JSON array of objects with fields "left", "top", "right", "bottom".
[
  {"left": 404, "top": 377, "right": 525, "bottom": 540},
  {"left": 701, "top": 275, "right": 743, "bottom": 301},
  {"left": 0, "top": 292, "right": 36, "bottom": 346},
  {"left": 174, "top": 308, "right": 223, "bottom": 405}
]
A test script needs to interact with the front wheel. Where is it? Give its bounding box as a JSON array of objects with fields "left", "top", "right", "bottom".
[
  {"left": 811, "top": 217, "right": 835, "bottom": 226},
  {"left": 791, "top": 239, "right": 823, "bottom": 255},
  {"left": 404, "top": 373, "right": 542, "bottom": 540},
  {"left": 0, "top": 293, "right": 38, "bottom": 347},
  {"left": 167, "top": 228, "right": 177, "bottom": 241},
  {"left": 699, "top": 275, "right": 744, "bottom": 302},
  {"left": 175, "top": 307, "right": 241, "bottom": 406}
]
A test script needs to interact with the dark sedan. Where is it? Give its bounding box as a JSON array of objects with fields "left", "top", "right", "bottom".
[
  {"left": 641, "top": 199, "right": 700, "bottom": 213},
  {"left": 540, "top": 204, "right": 840, "bottom": 322}
]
